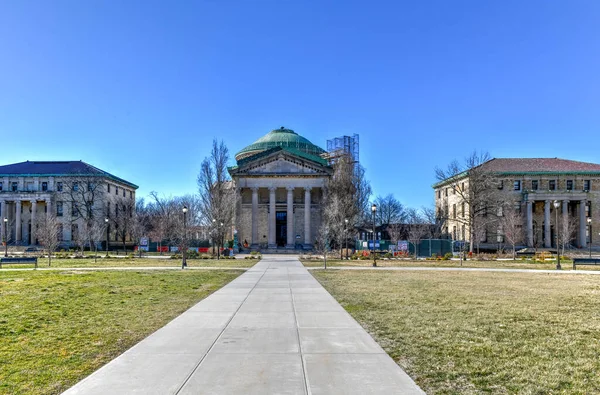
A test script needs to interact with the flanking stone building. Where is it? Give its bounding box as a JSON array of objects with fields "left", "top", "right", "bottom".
[
  {"left": 0, "top": 161, "right": 138, "bottom": 248},
  {"left": 434, "top": 158, "right": 600, "bottom": 250},
  {"left": 229, "top": 127, "right": 333, "bottom": 250}
]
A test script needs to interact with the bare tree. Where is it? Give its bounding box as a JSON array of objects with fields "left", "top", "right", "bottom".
[
  {"left": 60, "top": 175, "right": 106, "bottom": 252},
  {"left": 36, "top": 214, "right": 61, "bottom": 266},
  {"left": 323, "top": 153, "right": 372, "bottom": 257},
  {"left": 387, "top": 223, "right": 404, "bottom": 250},
  {"left": 435, "top": 151, "right": 501, "bottom": 253},
  {"left": 113, "top": 199, "right": 136, "bottom": 253},
  {"left": 500, "top": 204, "right": 525, "bottom": 259},
  {"left": 406, "top": 208, "right": 429, "bottom": 258},
  {"left": 197, "top": 140, "right": 236, "bottom": 256},
  {"left": 558, "top": 215, "right": 578, "bottom": 256},
  {"left": 375, "top": 194, "right": 405, "bottom": 226}
]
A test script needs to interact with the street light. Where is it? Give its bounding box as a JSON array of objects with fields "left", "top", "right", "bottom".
[
  {"left": 104, "top": 217, "right": 109, "bottom": 257},
  {"left": 371, "top": 204, "right": 377, "bottom": 267},
  {"left": 344, "top": 218, "right": 349, "bottom": 260},
  {"left": 218, "top": 222, "right": 223, "bottom": 260},
  {"left": 3, "top": 217, "right": 8, "bottom": 257},
  {"left": 587, "top": 217, "right": 592, "bottom": 258},
  {"left": 553, "top": 200, "right": 561, "bottom": 270},
  {"left": 182, "top": 206, "right": 188, "bottom": 269}
]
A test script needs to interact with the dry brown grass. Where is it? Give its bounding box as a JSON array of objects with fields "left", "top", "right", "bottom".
[{"left": 313, "top": 270, "right": 600, "bottom": 394}]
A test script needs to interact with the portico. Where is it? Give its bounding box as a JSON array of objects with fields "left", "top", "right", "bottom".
[
  {"left": 229, "top": 128, "right": 332, "bottom": 251},
  {"left": 0, "top": 195, "right": 52, "bottom": 246},
  {"left": 524, "top": 192, "right": 588, "bottom": 248}
]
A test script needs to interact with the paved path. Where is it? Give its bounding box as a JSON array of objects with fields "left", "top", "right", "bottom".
[{"left": 64, "top": 256, "right": 423, "bottom": 394}]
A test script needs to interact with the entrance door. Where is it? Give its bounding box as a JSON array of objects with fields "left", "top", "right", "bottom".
[{"left": 276, "top": 211, "right": 287, "bottom": 247}]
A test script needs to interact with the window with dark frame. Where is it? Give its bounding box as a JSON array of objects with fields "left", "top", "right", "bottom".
[
  {"left": 42, "top": 182, "right": 48, "bottom": 191},
  {"left": 57, "top": 182, "right": 63, "bottom": 192},
  {"left": 532, "top": 180, "right": 538, "bottom": 190},
  {"left": 11, "top": 182, "right": 17, "bottom": 191},
  {"left": 513, "top": 180, "right": 521, "bottom": 191},
  {"left": 584, "top": 180, "right": 591, "bottom": 191},
  {"left": 549, "top": 180, "right": 556, "bottom": 190},
  {"left": 57, "top": 202, "right": 63, "bottom": 217},
  {"left": 566, "top": 180, "right": 573, "bottom": 190},
  {"left": 0, "top": 181, "right": 2, "bottom": 191}
]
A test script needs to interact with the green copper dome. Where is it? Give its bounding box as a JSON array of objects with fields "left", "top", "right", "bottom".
[{"left": 235, "top": 127, "right": 326, "bottom": 161}]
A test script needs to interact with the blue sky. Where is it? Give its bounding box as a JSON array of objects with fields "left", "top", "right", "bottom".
[{"left": 1, "top": 1, "right": 599, "bottom": 209}]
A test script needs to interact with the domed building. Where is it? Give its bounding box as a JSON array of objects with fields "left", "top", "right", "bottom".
[{"left": 229, "top": 127, "right": 333, "bottom": 250}]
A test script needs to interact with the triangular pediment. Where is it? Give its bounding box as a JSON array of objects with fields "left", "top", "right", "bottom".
[{"left": 230, "top": 149, "right": 332, "bottom": 176}]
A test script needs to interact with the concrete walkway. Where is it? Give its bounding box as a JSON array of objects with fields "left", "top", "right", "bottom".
[{"left": 64, "top": 256, "right": 423, "bottom": 394}]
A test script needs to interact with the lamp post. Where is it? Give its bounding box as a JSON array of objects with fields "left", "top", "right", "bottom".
[
  {"left": 219, "top": 222, "right": 223, "bottom": 260},
  {"left": 344, "top": 218, "right": 349, "bottom": 260},
  {"left": 371, "top": 204, "right": 377, "bottom": 267},
  {"left": 182, "top": 206, "right": 188, "bottom": 269},
  {"left": 104, "top": 217, "right": 109, "bottom": 257},
  {"left": 553, "top": 200, "right": 561, "bottom": 270},
  {"left": 212, "top": 219, "right": 216, "bottom": 257},
  {"left": 3, "top": 217, "right": 7, "bottom": 257},
  {"left": 587, "top": 217, "right": 592, "bottom": 258}
]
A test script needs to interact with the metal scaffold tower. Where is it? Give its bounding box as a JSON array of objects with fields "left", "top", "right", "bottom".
[{"left": 324, "top": 134, "right": 360, "bottom": 167}]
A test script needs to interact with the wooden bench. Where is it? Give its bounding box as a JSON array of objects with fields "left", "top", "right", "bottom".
[
  {"left": 0, "top": 257, "right": 38, "bottom": 269},
  {"left": 573, "top": 258, "right": 600, "bottom": 270}
]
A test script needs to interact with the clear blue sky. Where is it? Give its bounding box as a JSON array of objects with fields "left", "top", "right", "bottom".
[{"left": 2, "top": 1, "right": 599, "bottom": 209}]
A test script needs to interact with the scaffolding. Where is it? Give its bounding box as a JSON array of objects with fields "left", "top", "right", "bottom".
[{"left": 323, "top": 134, "right": 360, "bottom": 166}]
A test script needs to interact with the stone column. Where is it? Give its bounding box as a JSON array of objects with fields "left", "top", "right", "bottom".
[
  {"left": 46, "top": 199, "right": 52, "bottom": 218},
  {"left": 251, "top": 187, "right": 258, "bottom": 247},
  {"left": 562, "top": 200, "right": 569, "bottom": 243},
  {"left": 544, "top": 200, "right": 551, "bottom": 248},
  {"left": 30, "top": 201, "right": 37, "bottom": 245},
  {"left": 0, "top": 200, "right": 4, "bottom": 242},
  {"left": 580, "top": 200, "right": 587, "bottom": 248},
  {"left": 16, "top": 200, "right": 22, "bottom": 244},
  {"left": 304, "top": 187, "right": 312, "bottom": 247},
  {"left": 286, "top": 187, "right": 294, "bottom": 249},
  {"left": 526, "top": 201, "right": 533, "bottom": 247},
  {"left": 268, "top": 187, "right": 276, "bottom": 249}
]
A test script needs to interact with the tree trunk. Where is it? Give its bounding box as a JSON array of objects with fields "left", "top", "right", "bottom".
[{"left": 512, "top": 244, "right": 516, "bottom": 260}]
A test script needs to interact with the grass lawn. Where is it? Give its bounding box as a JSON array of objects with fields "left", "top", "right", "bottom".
[
  {"left": 0, "top": 269, "right": 242, "bottom": 394},
  {"left": 313, "top": 270, "right": 600, "bottom": 394},
  {"left": 300, "top": 258, "right": 593, "bottom": 271},
  {"left": 1, "top": 257, "right": 258, "bottom": 270}
]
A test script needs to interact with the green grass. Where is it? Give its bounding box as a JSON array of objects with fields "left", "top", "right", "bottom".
[
  {"left": 0, "top": 269, "right": 242, "bottom": 394},
  {"left": 313, "top": 270, "right": 600, "bottom": 394},
  {"left": 301, "top": 258, "right": 593, "bottom": 271},
  {"left": 1, "top": 257, "right": 257, "bottom": 269}
]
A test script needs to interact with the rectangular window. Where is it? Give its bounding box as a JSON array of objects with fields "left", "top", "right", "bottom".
[
  {"left": 72, "top": 203, "right": 78, "bottom": 217},
  {"left": 532, "top": 180, "right": 538, "bottom": 190},
  {"left": 462, "top": 202, "right": 465, "bottom": 217},
  {"left": 57, "top": 224, "right": 63, "bottom": 241},
  {"left": 57, "top": 202, "right": 63, "bottom": 217},
  {"left": 461, "top": 182, "right": 465, "bottom": 192},
  {"left": 549, "top": 180, "right": 556, "bottom": 190},
  {"left": 566, "top": 180, "right": 573, "bottom": 190},
  {"left": 107, "top": 202, "right": 111, "bottom": 218},
  {"left": 73, "top": 182, "right": 79, "bottom": 192},
  {"left": 0, "top": 181, "right": 2, "bottom": 191},
  {"left": 11, "top": 182, "right": 17, "bottom": 191},
  {"left": 498, "top": 180, "right": 504, "bottom": 190},
  {"left": 513, "top": 180, "right": 521, "bottom": 191},
  {"left": 453, "top": 204, "right": 456, "bottom": 219},
  {"left": 130, "top": 191, "right": 133, "bottom": 198},
  {"left": 584, "top": 180, "right": 591, "bottom": 191},
  {"left": 57, "top": 182, "right": 63, "bottom": 192},
  {"left": 437, "top": 190, "right": 441, "bottom": 199},
  {"left": 461, "top": 225, "right": 465, "bottom": 240},
  {"left": 514, "top": 202, "right": 521, "bottom": 214},
  {"left": 586, "top": 202, "right": 591, "bottom": 218},
  {"left": 498, "top": 206, "right": 504, "bottom": 217},
  {"left": 445, "top": 188, "right": 448, "bottom": 197},
  {"left": 108, "top": 183, "right": 111, "bottom": 192},
  {"left": 42, "top": 182, "right": 48, "bottom": 191},
  {"left": 453, "top": 226, "right": 457, "bottom": 240},
  {"left": 115, "top": 186, "right": 118, "bottom": 195},
  {"left": 122, "top": 189, "right": 125, "bottom": 197}
]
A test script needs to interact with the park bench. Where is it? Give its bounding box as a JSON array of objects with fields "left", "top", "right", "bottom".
[
  {"left": 0, "top": 257, "right": 38, "bottom": 269},
  {"left": 572, "top": 258, "right": 600, "bottom": 270}
]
